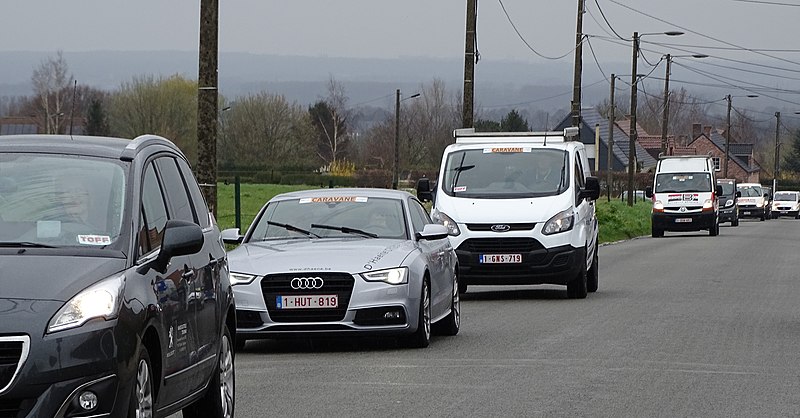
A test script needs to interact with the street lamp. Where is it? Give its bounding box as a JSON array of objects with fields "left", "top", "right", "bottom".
[
  {"left": 393, "top": 90, "right": 421, "bottom": 190},
  {"left": 723, "top": 94, "right": 758, "bottom": 178},
  {"left": 660, "top": 53, "right": 708, "bottom": 156},
  {"left": 627, "top": 30, "right": 683, "bottom": 207}
]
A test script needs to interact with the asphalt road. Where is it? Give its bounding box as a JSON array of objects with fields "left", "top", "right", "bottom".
[{"left": 184, "top": 217, "right": 800, "bottom": 417}]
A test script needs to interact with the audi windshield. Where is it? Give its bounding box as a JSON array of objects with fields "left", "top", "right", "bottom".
[
  {"left": 441, "top": 148, "right": 569, "bottom": 199},
  {"left": 247, "top": 196, "right": 408, "bottom": 241}
]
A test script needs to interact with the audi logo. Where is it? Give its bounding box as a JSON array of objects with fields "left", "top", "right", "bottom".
[
  {"left": 290, "top": 277, "right": 324, "bottom": 290},
  {"left": 491, "top": 224, "right": 511, "bottom": 232}
]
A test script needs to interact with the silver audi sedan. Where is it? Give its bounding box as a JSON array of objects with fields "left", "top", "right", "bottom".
[{"left": 222, "top": 188, "right": 459, "bottom": 349}]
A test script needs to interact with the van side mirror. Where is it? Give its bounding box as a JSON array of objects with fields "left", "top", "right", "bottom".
[
  {"left": 735, "top": 191, "right": 741, "bottom": 198},
  {"left": 716, "top": 185, "right": 724, "bottom": 197},
  {"left": 581, "top": 177, "right": 601, "bottom": 200},
  {"left": 764, "top": 192, "right": 770, "bottom": 199},
  {"left": 417, "top": 177, "right": 434, "bottom": 202},
  {"left": 151, "top": 220, "right": 204, "bottom": 274},
  {"left": 645, "top": 186, "right": 653, "bottom": 198}
]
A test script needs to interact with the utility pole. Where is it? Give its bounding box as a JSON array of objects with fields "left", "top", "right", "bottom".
[
  {"left": 462, "top": 0, "right": 477, "bottom": 128},
  {"left": 393, "top": 89, "right": 400, "bottom": 190},
  {"left": 627, "top": 32, "right": 639, "bottom": 207},
  {"left": 660, "top": 54, "right": 671, "bottom": 157},
  {"left": 724, "top": 94, "right": 731, "bottom": 178},
  {"left": 197, "top": 0, "right": 219, "bottom": 215},
  {"left": 607, "top": 74, "right": 616, "bottom": 202},
  {"left": 774, "top": 111, "right": 781, "bottom": 193},
  {"left": 571, "top": 0, "right": 585, "bottom": 129}
]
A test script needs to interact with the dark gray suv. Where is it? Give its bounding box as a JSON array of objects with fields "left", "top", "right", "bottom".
[{"left": 0, "top": 135, "right": 235, "bottom": 417}]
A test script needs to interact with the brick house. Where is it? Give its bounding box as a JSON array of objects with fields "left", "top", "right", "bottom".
[{"left": 688, "top": 123, "right": 760, "bottom": 182}]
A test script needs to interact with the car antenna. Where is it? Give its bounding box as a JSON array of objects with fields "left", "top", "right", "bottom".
[
  {"left": 543, "top": 113, "right": 549, "bottom": 146},
  {"left": 68, "top": 80, "right": 77, "bottom": 140}
]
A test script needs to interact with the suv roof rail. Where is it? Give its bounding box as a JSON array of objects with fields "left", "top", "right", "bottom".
[{"left": 121, "top": 134, "right": 184, "bottom": 161}]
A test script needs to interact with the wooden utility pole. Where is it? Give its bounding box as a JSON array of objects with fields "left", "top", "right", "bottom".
[
  {"left": 627, "top": 32, "right": 639, "bottom": 207},
  {"left": 462, "top": 0, "right": 477, "bottom": 128},
  {"left": 571, "top": 0, "right": 585, "bottom": 129},
  {"left": 393, "top": 89, "right": 400, "bottom": 190},
  {"left": 197, "top": 0, "right": 219, "bottom": 215},
  {"left": 724, "top": 94, "right": 731, "bottom": 178},
  {"left": 607, "top": 74, "right": 616, "bottom": 202},
  {"left": 774, "top": 111, "right": 781, "bottom": 193},
  {"left": 660, "top": 54, "right": 671, "bottom": 156}
]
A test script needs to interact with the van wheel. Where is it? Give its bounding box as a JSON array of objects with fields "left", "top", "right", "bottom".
[
  {"left": 709, "top": 221, "right": 719, "bottom": 236},
  {"left": 587, "top": 246, "right": 598, "bottom": 293},
  {"left": 183, "top": 326, "right": 235, "bottom": 418},
  {"left": 566, "top": 253, "right": 588, "bottom": 299},
  {"left": 732, "top": 217, "right": 739, "bottom": 226},
  {"left": 760, "top": 213, "right": 766, "bottom": 221},
  {"left": 651, "top": 226, "right": 663, "bottom": 238},
  {"left": 128, "top": 348, "right": 154, "bottom": 418}
]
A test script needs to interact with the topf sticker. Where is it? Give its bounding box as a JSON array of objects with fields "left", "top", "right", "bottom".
[{"left": 77, "top": 235, "right": 112, "bottom": 245}]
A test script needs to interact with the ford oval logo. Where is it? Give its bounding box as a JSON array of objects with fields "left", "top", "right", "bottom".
[{"left": 491, "top": 224, "right": 511, "bottom": 232}]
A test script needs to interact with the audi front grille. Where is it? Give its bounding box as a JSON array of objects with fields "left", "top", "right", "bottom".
[
  {"left": 0, "top": 336, "right": 29, "bottom": 396},
  {"left": 261, "top": 273, "right": 355, "bottom": 323}
]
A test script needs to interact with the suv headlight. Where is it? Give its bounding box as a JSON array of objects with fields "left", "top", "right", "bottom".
[
  {"left": 542, "top": 209, "right": 574, "bottom": 235},
  {"left": 431, "top": 209, "right": 460, "bottom": 236},
  {"left": 361, "top": 267, "right": 408, "bottom": 285},
  {"left": 230, "top": 272, "right": 258, "bottom": 286},
  {"left": 48, "top": 274, "right": 125, "bottom": 333}
]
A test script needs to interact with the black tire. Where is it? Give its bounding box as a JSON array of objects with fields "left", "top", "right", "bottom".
[
  {"left": 458, "top": 280, "right": 468, "bottom": 294},
  {"left": 732, "top": 217, "right": 739, "bottom": 227},
  {"left": 183, "top": 326, "right": 235, "bottom": 418},
  {"left": 709, "top": 220, "right": 719, "bottom": 236},
  {"left": 434, "top": 273, "right": 460, "bottom": 336},
  {"left": 566, "top": 252, "right": 588, "bottom": 299},
  {"left": 403, "top": 279, "right": 431, "bottom": 348},
  {"left": 587, "top": 245, "right": 599, "bottom": 293},
  {"left": 760, "top": 213, "right": 766, "bottom": 221},
  {"left": 234, "top": 337, "right": 247, "bottom": 352},
  {"left": 651, "top": 226, "right": 663, "bottom": 238},
  {"left": 128, "top": 348, "right": 154, "bottom": 418}
]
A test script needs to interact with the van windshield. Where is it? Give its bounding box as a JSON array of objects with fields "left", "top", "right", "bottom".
[
  {"left": 442, "top": 148, "right": 569, "bottom": 199},
  {"left": 655, "top": 173, "right": 712, "bottom": 193},
  {"left": 737, "top": 185, "right": 762, "bottom": 197},
  {"left": 717, "top": 182, "right": 735, "bottom": 195},
  {"left": 774, "top": 192, "right": 797, "bottom": 201}
]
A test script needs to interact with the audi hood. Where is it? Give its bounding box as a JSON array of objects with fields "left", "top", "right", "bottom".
[{"left": 227, "top": 238, "right": 417, "bottom": 275}]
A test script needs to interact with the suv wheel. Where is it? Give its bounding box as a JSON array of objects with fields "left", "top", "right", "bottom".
[
  {"left": 183, "top": 326, "right": 235, "bottom": 418},
  {"left": 128, "top": 348, "right": 154, "bottom": 418}
]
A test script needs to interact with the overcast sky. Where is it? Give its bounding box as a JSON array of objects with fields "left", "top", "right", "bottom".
[{"left": 3, "top": 0, "right": 800, "bottom": 112}]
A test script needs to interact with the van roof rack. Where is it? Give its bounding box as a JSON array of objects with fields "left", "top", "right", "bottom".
[{"left": 453, "top": 127, "right": 579, "bottom": 144}]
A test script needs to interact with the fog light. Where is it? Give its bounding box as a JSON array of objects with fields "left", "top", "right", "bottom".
[
  {"left": 384, "top": 311, "right": 401, "bottom": 319},
  {"left": 79, "top": 391, "right": 98, "bottom": 410}
]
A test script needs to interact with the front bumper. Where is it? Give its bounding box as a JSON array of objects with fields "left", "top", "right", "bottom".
[
  {"left": 652, "top": 211, "right": 717, "bottom": 231},
  {"left": 738, "top": 205, "right": 765, "bottom": 218},
  {"left": 719, "top": 206, "right": 737, "bottom": 223},
  {"left": 233, "top": 272, "right": 420, "bottom": 338},
  {"left": 0, "top": 319, "right": 135, "bottom": 418}
]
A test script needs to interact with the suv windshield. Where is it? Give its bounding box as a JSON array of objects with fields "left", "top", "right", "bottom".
[
  {"left": 248, "top": 196, "right": 407, "bottom": 240},
  {"left": 0, "top": 154, "right": 127, "bottom": 247},
  {"left": 655, "top": 173, "right": 712, "bottom": 193},
  {"left": 442, "top": 148, "right": 569, "bottom": 199}
]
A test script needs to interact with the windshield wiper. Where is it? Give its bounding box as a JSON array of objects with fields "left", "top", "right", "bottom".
[
  {"left": 0, "top": 241, "right": 56, "bottom": 248},
  {"left": 451, "top": 152, "right": 473, "bottom": 196},
  {"left": 310, "top": 224, "right": 378, "bottom": 238},
  {"left": 267, "top": 221, "right": 320, "bottom": 238}
]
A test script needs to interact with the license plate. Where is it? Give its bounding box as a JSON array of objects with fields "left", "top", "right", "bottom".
[
  {"left": 276, "top": 295, "right": 338, "bottom": 309},
  {"left": 479, "top": 254, "right": 522, "bottom": 264},
  {"left": 675, "top": 218, "right": 692, "bottom": 223},
  {"left": 781, "top": 211, "right": 788, "bottom": 214},
  {"left": 742, "top": 211, "right": 750, "bottom": 215}
]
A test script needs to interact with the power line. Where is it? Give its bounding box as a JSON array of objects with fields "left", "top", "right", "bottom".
[
  {"left": 607, "top": 0, "right": 800, "bottom": 68},
  {"left": 732, "top": 0, "right": 800, "bottom": 6},
  {"left": 673, "top": 61, "right": 800, "bottom": 95},
  {"left": 592, "top": 0, "right": 628, "bottom": 41},
  {"left": 648, "top": 41, "right": 800, "bottom": 53},
  {"left": 497, "top": 0, "right": 579, "bottom": 60},
  {"left": 481, "top": 79, "right": 607, "bottom": 108},
  {"left": 673, "top": 64, "right": 800, "bottom": 106}
]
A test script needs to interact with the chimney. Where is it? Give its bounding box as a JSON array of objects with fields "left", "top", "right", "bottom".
[
  {"left": 703, "top": 126, "right": 712, "bottom": 137},
  {"left": 692, "top": 123, "right": 702, "bottom": 139}
]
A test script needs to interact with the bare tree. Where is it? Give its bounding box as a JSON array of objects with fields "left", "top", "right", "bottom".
[
  {"left": 31, "top": 51, "right": 73, "bottom": 133},
  {"left": 309, "top": 77, "right": 352, "bottom": 165}
]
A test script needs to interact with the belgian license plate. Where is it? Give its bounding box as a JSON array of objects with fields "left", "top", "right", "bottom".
[
  {"left": 675, "top": 218, "right": 692, "bottom": 223},
  {"left": 479, "top": 254, "right": 522, "bottom": 264},
  {"left": 276, "top": 295, "right": 338, "bottom": 309},
  {"left": 743, "top": 211, "right": 751, "bottom": 215},
  {"left": 781, "top": 211, "right": 788, "bottom": 214}
]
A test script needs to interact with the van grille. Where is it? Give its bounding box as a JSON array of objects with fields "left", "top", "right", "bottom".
[
  {"left": 465, "top": 223, "right": 536, "bottom": 232},
  {"left": 458, "top": 238, "right": 544, "bottom": 253}
]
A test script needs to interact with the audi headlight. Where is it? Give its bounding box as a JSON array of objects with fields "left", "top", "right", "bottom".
[
  {"left": 361, "top": 267, "right": 408, "bottom": 285},
  {"left": 431, "top": 209, "right": 460, "bottom": 236},
  {"left": 542, "top": 209, "right": 574, "bottom": 235},
  {"left": 725, "top": 199, "right": 734, "bottom": 208},
  {"left": 47, "top": 275, "right": 124, "bottom": 334},
  {"left": 230, "top": 272, "right": 258, "bottom": 286}
]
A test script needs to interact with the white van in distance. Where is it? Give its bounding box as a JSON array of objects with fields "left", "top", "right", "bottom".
[
  {"left": 645, "top": 155, "right": 723, "bottom": 237},
  {"left": 416, "top": 127, "right": 600, "bottom": 299}
]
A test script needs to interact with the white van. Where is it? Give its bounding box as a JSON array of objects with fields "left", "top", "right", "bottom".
[
  {"left": 645, "top": 155, "right": 723, "bottom": 237},
  {"left": 416, "top": 128, "right": 600, "bottom": 299},
  {"left": 737, "top": 183, "right": 770, "bottom": 221}
]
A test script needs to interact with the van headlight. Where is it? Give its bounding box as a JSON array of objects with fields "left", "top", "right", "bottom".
[
  {"left": 725, "top": 199, "right": 734, "bottom": 208},
  {"left": 702, "top": 199, "right": 714, "bottom": 211},
  {"left": 431, "top": 209, "right": 460, "bottom": 236},
  {"left": 542, "top": 209, "right": 574, "bottom": 235},
  {"left": 756, "top": 200, "right": 764, "bottom": 208},
  {"left": 47, "top": 275, "right": 125, "bottom": 333},
  {"left": 653, "top": 200, "right": 664, "bottom": 212},
  {"left": 361, "top": 267, "right": 408, "bottom": 285}
]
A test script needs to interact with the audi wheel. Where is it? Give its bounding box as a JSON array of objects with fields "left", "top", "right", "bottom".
[
  {"left": 403, "top": 278, "right": 431, "bottom": 348},
  {"left": 434, "top": 272, "right": 460, "bottom": 336}
]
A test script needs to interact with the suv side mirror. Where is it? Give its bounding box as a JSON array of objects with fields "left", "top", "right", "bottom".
[
  {"left": 581, "top": 176, "right": 601, "bottom": 200},
  {"left": 716, "top": 185, "right": 724, "bottom": 197},
  {"left": 152, "top": 220, "right": 204, "bottom": 273},
  {"left": 645, "top": 186, "right": 653, "bottom": 198},
  {"left": 417, "top": 177, "right": 434, "bottom": 202}
]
